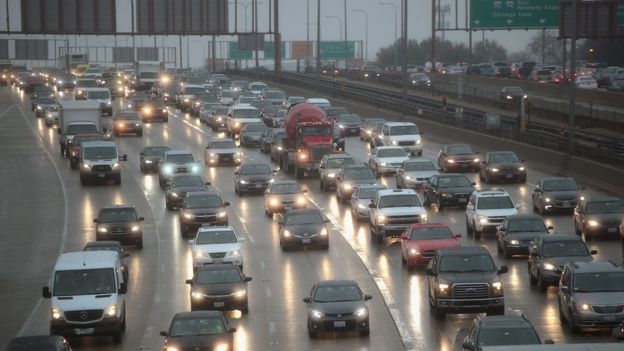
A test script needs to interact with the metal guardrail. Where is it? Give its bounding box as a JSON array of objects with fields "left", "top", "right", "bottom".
[{"left": 230, "top": 69, "right": 624, "bottom": 169}]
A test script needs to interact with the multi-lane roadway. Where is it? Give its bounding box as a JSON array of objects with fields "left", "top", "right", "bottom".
[{"left": 0, "top": 81, "right": 621, "bottom": 351}]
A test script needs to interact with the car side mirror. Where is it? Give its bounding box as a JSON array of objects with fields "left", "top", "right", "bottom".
[
  {"left": 368, "top": 203, "right": 376, "bottom": 209},
  {"left": 160, "top": 331, "right": 168, "bottom": 337},
  {"left": 228, "top": 327, "right": 237, "bottom": 333},
  {"left": 471, "top": 182, "right": 476, "bottom": 186},
  {"left": 123, "top": 253, "right": 130, "bottom": 258},
  {"left": 544, "top": 339, "right": 555, "bottom": 344},
  {"left": 590, "top": 249, "right": 598, "bottom": 255},
  {"left": 323, "top": 218, "right": 331, "bottom": 224},
  {"left": 560, "top": 285, "right": 569, "bottom": 293},
  {"left": 336, "top": 176, "right": 342, "bottom": 181},
  {"left": 303, "top": 297, "right": 311, "bottom": 303},
  {"left": 498, "top": 266, "right": 509, "bottom": 274},
  {"left": 454, "top": 233, "right": 462, "bottom": 238},
  {"left": 185, "top": 279, "right": 194, "bottom": 285},
  {"left": 425, "top": 267, "right": 437, "bottom": 276},
  {"left": 42, "top": 286, "right": 51, "bottom": 298},
  {"left": 515, "top": 204, "right": 521, "bottom": 209},
  {"left": 498, "top": 225, "right": 506, "bottom": 232},
  {"left": 303, "top": 189, "right": 308, "bottom": 193},
  {"left": 93, "top": 218, "right": 99, "bottom": 223},
  {"left": 138, "top": 216, "right": 145, "bottom": 221},
  {"left": 462, "top": 341, "right": 476, "bottom": 350},
  {"left": 119, "top": 154, "right": 128, "bottom": 161},
  {"left": 578, "top": 186, "right": 586, "bottom": 190},
  {"left": 521, "top": 159, "right": 526, "bottom": 162},
  {"left": 205, "top": 182, "right": 212, "bottom": 186},
  {"left": 139, "top": 152, "right": 144, "bottom": 156},
  {"left": 547, "top": 225, "right": 554, "bottom": 231},
  {"left": 244, "top": 276, "right": 252, "bottom": 282},
  {"left": 234, "top": 170, "right": 239, "bottom": 175},
  {"left": 118, "top": 282, "right": 127, "bottom": 294},
  {"left": 57, "top": 128, "right": 61, "bottom": 135},
  {"left": 364, "top": 294, "right": 373, "bottom": 301},
  {"left": 223, "top": 201, "right": 231, "bottom": 207}
]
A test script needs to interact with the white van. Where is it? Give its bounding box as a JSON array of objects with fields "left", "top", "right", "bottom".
[
  {"left": 42, "top": 251, "right": 127, "bottom": 344},
  {"left": 379, "top": 122, "right": 423, "bottom": 156},
  {"left": 80, "top": 87, "right": 113, "bottom": 116}
]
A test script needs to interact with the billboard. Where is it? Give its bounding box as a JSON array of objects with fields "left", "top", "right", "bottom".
[
  {"left": 137, "top": 0, "right": 229, "bottom": 35},
  {"left": 20, "top": 0, "right": 116, "bottom": 34},
  {"left": 15, "top": 40, "right": 48, "bottom": 60}
]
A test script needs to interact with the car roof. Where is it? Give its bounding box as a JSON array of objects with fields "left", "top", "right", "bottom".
[
  {"left": 186, "top": 190, "right": 220, "bottom": 197},
  {"left": 487, "top": 151, "right": 517, "bottom": 155},
  {"left": 165, "top": 150, "right": 193, "bottom": 155},
  {"left": 316, "top": 279, "right": 358, "bottom": 287},
  {"left": 271, "top": 180, "right": 299, "bottom": 185},
  {"left": 173, "top": 311, "right": 225, "bottom": 320},
  {"left": 196, "top": 263, "right": 242, "bottom": 272},
  {"left": 475, "top": 190, "right": 510, "bottom": 197},
  {"left": 326, "top": 153, "right": 353, "bottom": 159},
  {"left": 506, "top": 214, "right": 543, "bottom": 221},
  {"left": 55, "top": 251, "right": 119, "bottom": 270},
  {"left": 540, "top": 234, "right": 584, "bottom": 242},
  {"left": 384, "top": 122, "right": 415, "bottom": 126},
  {"left": 197, "top": 225, "right": 234, "bottom": 233},
  {"left": 437, "top": 246, "right": 490, "bottom": 256},
  {"left": 143, "top": 145, "right": 170, "bottom": 150},
  {"left": 100, "top": 204, "right": 135, "bottom": 211},
  {"left": 378, "top": 188, "right": 417, "bottom": 195},
  {"left": 476, "top": 315, "right": 533, "bottom": 329},
  {"left": 80, "top": 141, "right": 117, "bottom": 148},
  {"left": 405, "top": 158, "right": 434, "bottom": 163},
  {"left": 568, "top": 261, "right": 624, "bottom": 273},
  {"left": 445, "top": 143, "right": 472, "bottom": 148},
  {"left": 540, "top": 177, "right": 575, "bottom": 182},
  {"left": 408, "top": 223, "right": 451, "bottom": 229},
  {"left": 375, "top": 146, "right": 406, "bottom": 151},
  {"left": 354, "top": 184, "right": 386, "bottom": 190},
  {"left": 284, "top": 208, "right": 322, "bottom": 216},
  {"left": 436, "top": 173, "right": 468, "bottom": 178}
]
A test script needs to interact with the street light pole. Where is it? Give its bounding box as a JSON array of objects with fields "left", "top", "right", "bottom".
[
  {"left": 351, "top": 9, "right": 368, "bottom": 63},
  {"left": 316, "top": 0, "right": 321, "bottom": 90},
  {"left": 326, "top": 16, "right": 343, "bottom": 41},
  {"left": 380, "top": 2, "right": 397, "bottom": 67},
  {"left": 344, "top": 0, "right": 348, "bottom": 70}
]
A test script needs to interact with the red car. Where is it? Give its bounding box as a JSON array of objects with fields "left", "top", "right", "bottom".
[
  {"left": 68, "top": 132, "right": 104, "bottom": 169},
  {"left": 400, "top": 223, "right": 461, "bottom": 268}
]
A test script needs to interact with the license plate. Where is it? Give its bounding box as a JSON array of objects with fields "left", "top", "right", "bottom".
[
  {"left": 563, "top": 201, "right": 571, "bottom": 207},
  {"left": 177, "top": 168, "right": 186, "bottom": 172},
  {"left": 214, "top": 302, "right": 225, "bottom": 308},
  {"left": 302, "top": 238, "right": 312, "bottom": 244},
  {"left": 74, "top": 328, "right": 95, "bottom": 335},
  {"left": 255, "top": 184, "right": 263, "bottom": 189},
  {"left": 505, "top": 174, "right": 513, "bottom": 179},
  {"left": 213, "top": 259, "right": 223, "bottom": 263},
  {"left": 459, "top": 198, "right": 467, "bottom": 203},
  {"left": 608, "top": 228, "right": 617, "bottom": 233},
  {"left": 97, "top": 173, "right": 105, "bottom": 178},
  {"left": 604, "top": 315, "right": 616, "bottom": 321},
  {"left": 223, "top": 158, "right": 230, "bottom": 161},
  {"left": 334, "top": 321, "right": 346, "bottom": 328},
  {"left": 350, "top": 129, "right": 357, "bottom": 133}
]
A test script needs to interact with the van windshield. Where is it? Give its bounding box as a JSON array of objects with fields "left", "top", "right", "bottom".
[
  {"left": 233, "top": 109, "right": 260, "bottom": 118},
  {"left": 88, "top": 91, "right": 111, "bottom": 100},
  {"left": 67, "top": 124, "right": 98, "bottom": 135},
  {"left": 390, "top": 125, "right": 419, "bottom": 135},
  {"left": 84, "top": 146, "right": 117, "bottom": 160},
  {"left": 54, "top": 268, "right": 116, "bottom": 296}
]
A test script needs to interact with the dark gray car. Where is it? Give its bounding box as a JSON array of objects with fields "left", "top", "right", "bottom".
[
  {"left": 532, "top": 177, "right": 585, "bottom": 214},
  {"left": 495, "top": 214, "right": 552, "bottom": 258}
]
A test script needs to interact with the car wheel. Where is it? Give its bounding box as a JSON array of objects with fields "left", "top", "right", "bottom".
[
  {"left": 473, "top": 222, "right": 481, "bottom": 240},
  {"left": 265, "top": 208, "right": 272, "bottom": 218},
  {"left": 436, "top": 196, "right": 445, "bottom": 211},
  {"left": 466, "top": 220, "right": 473, "bottom": 237},
  {"left": 503, "top": 245, "right": 511, "bottom": 259},
  {"left": 479, "top": 169, "right": 484, "bottom": 181},
  {"left": 80, "top": 174, "right": 89, "bottom": 186},
  {"left": 528, "top": 266, "right": 537, "bottom": 286},
  {"left": 241, "top": 306, "right": 249, "bottom": 314},
  {"left": 538, "top": 272, "right": 548, "bottom": 293},
  {"left": 431, "top": 304, "right": 446, "bottom": 320},
  {"left": 136, "top": 238, "right": 143, "bottom": 249},
  {"left": 568, "top": 309, "right": 580, "bottom": 334},
  {"left": 166, "top": 201, "right": 174, "bottom": 211},
  {"left": 539, "top": 202, "right": 547, "bottom": 215},
  {"left": 308, "top": 328, "right": 318, "bottom": 338},
  {"left": 396, "top": 177, "right": 402, "bottom": 189},
  {"left": 70, "top": 159, "right": 78, "bottom": 170},
  {"left": 112, "top": 330, "right": 123, "bottom": 344},
  {"left": 496, "top": 240, "right": 503, "bottom": 253},
  {"left": 114, "top": 174, "right": 122, "bottom": 185}
]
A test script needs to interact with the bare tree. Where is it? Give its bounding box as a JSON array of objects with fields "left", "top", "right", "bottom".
[{"left": 526, "top": 29, "right": 563, "bottom": 65}]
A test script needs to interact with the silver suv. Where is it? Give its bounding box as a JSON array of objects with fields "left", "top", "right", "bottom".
[
  {"left": 466, "top": 190, "right": 518, "bottom": 239},
  {"left": 158, "top": 150, "right": 199, "bottom": 188},
  {"left": 558, "top": 261, "right": 624, "bottom": 334},
  {"left": 368, "top": 189, "right": 428, "bottom": 244}
]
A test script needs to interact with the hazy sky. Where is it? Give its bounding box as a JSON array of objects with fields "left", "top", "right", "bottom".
[{"left": 0, "top": 0, "right": 543, "bottom": 67}]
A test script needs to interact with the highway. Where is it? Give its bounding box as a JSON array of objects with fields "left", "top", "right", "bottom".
[{"left": 1, "top": 80, "right": 622, "bottom": 351}]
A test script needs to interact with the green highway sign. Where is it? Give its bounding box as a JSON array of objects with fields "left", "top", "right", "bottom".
[
  {"left": 618, "top": 3, "right": 624, "bottom": 26},
  {"left": 229, "top": 42, "right": 253, "bottom": 60},
  {"left": 263, "top": 41, "right": 286, "bottom": 59},
  {"left": 319, "top": 41, "right": 355, "bottom": 59},
  {"left": 470, "top": 0, "right": 560, "bottom": 29}
]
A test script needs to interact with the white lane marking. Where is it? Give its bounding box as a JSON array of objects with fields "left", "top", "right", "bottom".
[
  {"left": 265, "top": 287, "right": 272, "bottom": 297},
  {"left": 269, "top": 321, "right": 276, "bottom": 334},
  {"left": 307, "top": 196, "right": 415, "bottom": 350},
  {"left": 144, "top": 326, "right": 154, "bottom": 338},
  {"left": 259, "top": 260, "right": 266, "bottom": 270},
  {"left": 170, "top": 112, "right": 207, "bottom": 135},
  {"left": 15, "top": 105, "right": 70, "bottom": 337}
]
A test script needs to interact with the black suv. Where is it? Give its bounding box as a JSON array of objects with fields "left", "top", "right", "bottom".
[
  {"left": 422, "top": 174, "right": 476, "bottom": 210},
  {"left": 426, "top": 247, "right": 508, "bottom": 320},
  {"left": 93, "top": 205, "right": 145, "bottom": 249},
  {"left": 528, "top": 234, "right": 596, "bottom": 292},
  {"left": 496, "top": 214, "right": 552, "bottom": 258},
  {"left": 479, "top": 151, "right": 526, "bottom": 183},
  {"left": 186, "top": 264, "right": 252, "bottom": 314},
  {"left": 462, "top": 314, "right": 552, "bottom": 350},
  {"left": 178, "top": 191, "right": 230, "bottom": 237}
]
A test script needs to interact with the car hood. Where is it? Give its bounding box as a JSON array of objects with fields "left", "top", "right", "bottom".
[
  {"left": 574, "top": 291, "right": 624, "bottom": 305},
  {"left": 543, "top": 255, "right": 593, "bottom": 266},
  {"left": 194, "top": 282, "right": 246, "bottom": 296},
  {"left": 193, "top": 242, "right": 241, "bottom": 254},
  {"left": 344, "top": 177, "right": 377, "bottom": 185},
  {"left": 312, "top": 300, "right": 364, "bottom": 315},
  {"left": 405, "top": 170, "right": 439, "bottom": 179},
  {"left": 285, "top": 223, "right": 324, "bottom": 235},
  {"left": 266, "top": 193, "right": 300, "bottom": 201},
  {"left": 543, "top": 190, "right": 581, "bottom": 200},
  {"left": 378, "top": 207, "right": 426, "bottom": 216},
  {"left": 169, "top": 185, "right": 207, "bottom": 194},
  {"left": 166, "top": 335, "right": 226, "bottom": 349},
  {"left": 143, "top": 155, "right": 164, "bottom": 162},
  {"left": 437, "top": 186, "right": 475, "bottom": 194},
  {"left": 231, "top": 118, "right": 262, "bottom": 124},
  {"left": 406, "top": 239, "right": 460, "bottom": 251},
  {"left": 377, "top": 156, "right": 410, "bottom": 164},
  {"left": 212, "top": 148, "right": 238, "bottom": 155},
  {"left": 477, "top": 208, "right": 518, "bottom": 217},
  {"left": 438, "top": 271, "right": 499, "bottom": 284},
  {"left": 52, "top": 294, "right": 116, "bottom": 311},
  {"left": 446, "top": 154, "right": 478, "bottom": 161},
  {"left": 488, "top": 162, "right": 522, "bottom": 169},
  {"left": 242, "top": 132, "right": 263, "bottom": 138},
  {"left": 504, "top": 231, "right": 548, "bottom": 241},
  {"left": 241, "top": 174, "right": 272, "bottom": 182},
  {"left": 185, "top": 207, "right": 225, "bottom": 216}
]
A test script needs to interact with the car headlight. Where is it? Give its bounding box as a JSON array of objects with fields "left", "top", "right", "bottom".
[
  {"left": 478, "top": 215, "right": 488, "bottom": 224},
  {"left": 441, "top": 193, "right": 452, "bottom": 197},
  {"left": 575, "top": 303, "right": 591, "bottom": 312},
  {"left": 105, "top": 304, "right": 117, "bottom": 317},
  {"left": 194, "top": 251, "right": 205, "bottom": 259},
  {"left": 83, "top": 163, "right": 91, "bottom": 170},
  {"left": 446, "top": 159, "right": 455, "bottom": 163},
  {"left": 51, "top": 308, "right": 62, "bottom": 320},
  {"left": 183, "top": 212, "right": 193, "bottom": 219},
  {"left": 269, "top": 197, "right": 280, "bottom": 207},
  {"left": 518, "top": 166, "right": 525, "bottom": 171},
  {"left": 376, "top": 214, "right": 386, "bottom": 224},
  {"left": 144, "top": 159, "right": 153, "bottom": 164},
  {"left": 277, "top": 146, "right": 283, "bottom": 151},
  {"left": 545, "top": 197, "right": 551, "bottom": 203},
  {"left": 106, "top": 101, "right": 112, "bottom": 105},
  {"left": 283, "top": 229, "right": 292, "bottom": 237},
  {"left": 421, "top": 213, "right": 428, "bottom": 222},
  {"left": 342, "top": 183, "right": 352, "bottom": 191},
  {"left": 438, "top": 283, "right": 449, "bottom": 293},
  {"left": 473, "top": 158, "right": 480, "bottom": 163},
  {"left": 183, "top": 98, "right": 189, "bottom": 102},
  {"left": 234, "top": 122, "right": 241, "bottom": 127},
  {"left": 588, "top": 220, "right": 600, "bottom": 227},
  {"left": 492, "top": 282, "right": 503, "bottom": 291},
  {"left": 240, "top": 180, "right": 248, "bottom": 184},
  {"left": 232, "top": 289, "right": 246, "bottom": 298},
  {"left": 214, "top": 343, "right": 229, "bottom": 351},
  {"left": 327, "top": 173, "right": 336, "bottom": 178},
  {"left": 217, "top": 211, "right": 227, "bottom": 218},
  {"left": 509, "top": 239, "right": 520, "bottom": 245},
  {"left": 98, "top": 226, "right": 108, "bottom": 233},
  {"left": 296, "top": 196, "right": 306, "bottom": 206},
  {"left": 355, "top": 307, "right": 368, "bottom": 318},
  {"left": 191, "top": 291, "right": 204, "bottom": 300},
  {"left": 171, "top": 192, "right": 179, "bottom": 198},
  {"left": 131, "top": 225, "right": 141, "bottom": 232},
  {"left": 320, "top": 228, "right": 328, "bottom": 236},
  {"left": 311, "top": 310, "right": 324, "bottom": 319},
  {"left": 163, "top": 165, "right": 173, "bottom": 174},
  {"left": 543, "top": 262, "right": 556, "bottom": 271},
  {"left": 143, "top": 107, "right": 152, "bottom": 114},
  {"left": 506, "top": 95, "right": 513, "bottom": 100},
  {"left": 112, "top": 163, "right": 119, "bottom": 169},
  {"left": 37, "top": 105, "right": 42, "bottom": 110},
  {"left": 405, "top": 176, "right": 414, "bottom": 181},
  {"left": 298, "top": 152, "right": 308, "bottom": 161},
  {"left": 391, "top": 140, "right": 398, "bottom": 145},
  {"left": 358, "top": 203, "right": 367, "bottom": 210},
  {"left": 416, "top": 139, "right": 422, "bottom": 145},
  {"left": 491, "top": 167, "right": 499, "bottom": 172},
  {"left": 191, "top": 165, "right": 199, "bottom": 173},
  {"left": 409, "top": 248, "right": 420, "bottom": 255},
  {"left": 380, "top": 162, "right": 387, "bottom": 166},
  {"left": 228, "top": 250, "right": 240, "bottom": 257},
  {"left": 579, "top": 196, "right": 585, "bottom": 201}
]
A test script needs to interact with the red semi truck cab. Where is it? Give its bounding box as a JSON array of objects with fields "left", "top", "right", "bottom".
[{"left": 282, "top": 103, "right": 334, "bottom": 179}]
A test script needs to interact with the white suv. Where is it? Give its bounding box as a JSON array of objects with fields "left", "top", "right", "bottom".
[
  {"left": 190, "top": 226, "right": 245, "bottom": 270},
  {"left": 465, "top": 190, "right": 519, "bottom": 239},
  {"left": 368, "top": 189, "right": 428, "bottom": 244},
  {"left": 377, "top": 122, "right": 423, "bottom": 156}
]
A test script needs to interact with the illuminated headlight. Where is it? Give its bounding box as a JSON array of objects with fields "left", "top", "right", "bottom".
[
  {"left": 144, "top": 159, "right": 153, "bottom": 164},
  {"left": 106, "top": 101, "right": 111, "bottom": 105},
  {"left": 421, "top": 213, "right": 428, "bottom": 222},
  {"left": 438, "top": 283, "right": 449, "bottom": 292},
  {"left": 283, "top": 229, "right": 292, "bottom": 237},
  {"left": 412, "top": 80, "right": 417, "bottom": 84},
  {"left": 296, "top": 196, "right": 306, "bottom": 206},
  {"left": 131, "top": 225, "right": 141, "bottom": 232},
  {"left": 183, "top": 98, "right": 189, "bottom": 102},
  {"left": 298, "top": 152, "right": 308, "bottom": 161},
  {"left": 543, "top": 263, "right": 556, "bottom": 270},
  {"left": 478, "top": 215, "right": 488, "bottom": 224},
  {"left": 409, "top": 248, "right": 420, "bottom": 255},
  {"left": 214, "top": 343, "right": 229, "bottom": 351},
  {"left": 183, "top": 212, "right": 193, "bottom": 219},
  {"left": 380, "top": 162, "right": 387, "bottom": 166},
  {"left": 416, "top": 139, "right": 421, "bottom": 145},
  {"left": 311, "top": 310, "right": 324, "bottom": 319},
  {"left": 575, "top": 303, "right": 591, "bottom": 312},
  {"left": 339, "top": 124, "right": 345, "bottom": 129},
  {"left": 191, "top": 291, "right": 204, "bottom": 300},
  {"left": 491, "top": 167, "right": 499, "bottom": 172},
  {"left": 446, "top": 159, "right": 455, "bottom": 163},
  {"left": 235, "top": 151, "right": 242, "bottom": 157},
  {"left": 37, "top": 105, "right": 42, "bottom": 110},
  {"left": 545, "top": 198, "right": 551, "bottom": 203},
  {"left": 523, "top": 94, "right": 528, "bottom": 99},
  {"left": 228, "top": 250, "right": 240, "bottom": 257},
  {"left": 195, "top": 102, "right": 200, "bottom": 106},
  {"left": 376, "top": 214, "right": 386, "bottom": 224},
  {"left": 506, "top": 95, "right": 513, "bottom": 100},
  {"left": 51, "top": 308, "right": 62, "bottom": 320},
  {"left": 342, "top": 183, "right": 352, "bottom": 191},
  {"left": 191, "top": 165, "right": 199, "bottom": 173},
  {"left": 195, "top": 251, "right": 205, "bottom": 259},
  {"left": 234, "top": 122, "right": 241, "bottom": 127},
  {"left": 217, "top": 117, "right": 223, "bottom": 122},
  {"left": 320, "top": 228, "right": 328, "bottom": 236},
  {"left": 83, "top": 163, "right": 91, "bottom": 170},
  {"left": 579, "top": 196, "right": 585, "bottom": 201},
  {"left": 405, "top": 176, "right": 414, "bottom": 181},
  {"left": 118, "top": 87, "right": 123, "bottom": 92},
  {"left": 366, "top": 130, "right": 372, "bottom": 135},
  {"left": 588, "top": 220, "right": 600, "bottom": 227},
  {"left": 492, "top": 282, "right": 503, "bottom": 291},
  {"left": 171, "top": 192, "right": 179, "bottom": 198},
  {"left": 112, "top": 163, "right": 119, "bottom": 169},
  {"left": 473, "top": 158, "right": 480, "bottom": 163},
  {"left": 143, "top": 107, "right": 152, "bottom": 114},
  {"left": 509, "top": 239, "right": 520, "bottom": 245},
  {"left": 240, "top": 180, "right": 248, "bottom": 184},
  {"left": 358, "top": 203, "right": 367, "bottom": 210},
  {"left": 277, "top": 146, "right": 283, "bottom": 151},
  {"left": 364, "top": 73, "right": 369, "bottom": 77},
  {"left": 105, "top": 304, "right": 117, "bottom": 317},
  {"left": 518, "top": 166, "right": 525, "bottom": 171},
  {"left": 355, "top": 307, "right": 368, "bottom": 318},
  {"left": 1, "top": 74, "right": 5, "bottom": 79},
  {"left": 441, "top": 193, "right": 452, "bottom": 197},
  {"left": 232, "top": 289, "right": 246, "bottom": 298},
  {"left": 217, "top": 211, "right": 227, "bottom": 218},
  {"left": 391, "top": 140, "right": 398, "bottom": 145}
]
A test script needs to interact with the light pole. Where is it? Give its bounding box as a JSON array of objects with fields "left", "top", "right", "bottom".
[
  {"left": 380, "top": 2, "right": 398, "bottom": 67},
  {"left": 351, "top": 9, "right": 368, "bottom": 63},
  {"left": 326, "top": 16, "right": 343, "bottom": 41}
]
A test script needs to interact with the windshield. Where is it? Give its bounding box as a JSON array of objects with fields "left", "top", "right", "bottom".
[
  {"left": 542, "top": 179, "right": 579, "bottom": 191},
  {"left": 505, "top": 87, "right": 524, "bottom": 94},
  {"left": 542, "top": 241, "right": 589, "bottom": 258},
  {"left": 477, "top": 328, "right": 540, "bottom": 346},
  {"left": 196, "top": 268, "right": 242, "bottom": 284},
  {"left": 326, "top": 158, "right": 355, "bottom": 169},
  {"left": 327, "top": 108, "right": 348, "bottom": 116},
  {"left": 447, "top": 145, "right": 474, "bottom": 155},
  {"left": 270, "top": 183, "right": 301, "bottom": 194},
  {"left": 67, "top": 124, "right": 98, "bottom": 135},
  {"left": 221, "top": 91, "right": 235, "bottom": 98},
  {"left": 99, "top": 208, "right": 137, "bottom": 222},
  {"left": 339, "top": 115, "right": 361, "bottom": 123},
  {"left": 358, "top": 187, "right": 385, "bottom": 199},
  {"left": 265, "top": 91, "right": 285, "bottom": 99},
  {"left": 186, "top": 194, "right": 222, "bottom": 209},
  {"left": 410, "top": 227, "right": 453, "bottom": 240},
  {"left": 285, "top": 212, "right": 323, "bottom": 225},
  {"left": 212, "top": 140, "right": 236, "bottom": 149},
  {"left": 574, "top": 272, "right": 624, "bottom": 292},
  {"left": 508, "top": 218, "right": 546, "bottom": 232},
  {"left": 184, "top": 87, "right": 205, "bottom": 95},
  {"left": 53, "top": 268, "right": 115, "bottom": 296},
  {"left": 169, "top": 317, "right": 226, "bottom": 337},
  {"left": 77, "top": 80, "right": 98, "bottom": 87},
  {"left": 139, "top": 72, "right": 158, "bottom": 79},
  {"left": 378, "top": 194, "right": 421, "bottom": 208},
  {"left": 344, "top": 167, "right": 375, "bottom": 179},
  {"left": 84, "top": 245, "right": 120, "bottom": 253},
  {"left": 196, "top": 230, "right": 236, "bottom": 245},
  {"left": 489, "top": 152, "right": 519, "bottom": 163},
  {"left": 438, "top": 176, "right": 472, "bottom": 188},
  {"left": 233, "top": 109, "right": 260, "bottom": 118},
  {"left": 439, "top": 254, "right": 495, "bottom": 272},
  {"left": 240, "top": 164, "right": 271, "bottom": 175},
  {"left": 171, "top": 175, "right": 204, "bottom": 187},
  {"left": 477, "top": 196, "right": 514, "bottom": 210},
  {"left": 301, "top": 126, "right": 332, "bottom": 135},
  {"left": 166, "top": 154, "right": 195, "bottom": 164},
  {"left": 239, "top": 97, "right": 255, "bottom": 104},
  {"left": 143, "top": 147, "right": 170, "bottom": 156},
  {"left": 390, "top": 125, "right": 419, "bottom": 135},
  {"left": 250, "top": 84, "right": 266, "bottom": 91},
  {"left": 215, "top": 107, "right": 229, "bottom": 115},
  {"left": 87, "top": 91, "right": 110, "bottom": 100},
  {"left": 585, "top": 200, "right": 624, "bottom": 214},
  {"left": 289, "top": 97, "right": 305, "bottom": 103},
  {"left": 84, "top": 146, "right": 116, "bottom": 160},
  {"left": 48, "top": 105, "right": 60, "bottom": 112},
  {"left": 378, "top": 148, "right": 408, "bottom": 158},
  {"left": 244, "top": 124, "right": 267, "bottom": 133},
  {"left": 314, "top": 285, "right": 361, "bottom": 302},
  {"left": 405, "top": 161, "right": 436, "bottom": 171}
]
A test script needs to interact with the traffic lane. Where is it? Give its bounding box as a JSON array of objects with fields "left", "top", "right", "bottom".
[
  {"left": 10, "top": 91, "right": 162, "bottom": 351},
  {"left": 115, "top": 110, "right": 404, "bottom": 351},
  {"left": 0, "top": 97, "right": 65, "bottom": 348}
]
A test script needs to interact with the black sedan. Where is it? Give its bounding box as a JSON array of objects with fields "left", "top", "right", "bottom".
[
  {"left": 186, "top": 264, "right": 252, "bottom": 313},
  {"left": 34, "top": 97, "right": 57, "bottom": 117},
  {"left": 84, "top": 241, "right": 130, "bottom": 281},
  {"left": 279, "top": 208, "right": 330, "bottom": 250},
  {"left": 499, "top": 86, "right": 527, "bottom": 102},
  {"left": 496, "top": 214, "right": 552, "bottom": 258},
  {"left": 165, "top": 174, "right": 211, "bottom": 210},
  {"left": 178, "top": 191, "right": 230, "bottom": 237},
  {"left": 239, "top": 123, "right": 268, "bottom": 147},
  {"left": 140, "top": 99, "right": 169, "bottom": 122},
  {"left": 139, "top": 145, "right": 171, "bottom": 173},
  {"left": 234, "top": 162, "right": 275, "bottom": 196},
  {"left": 160, "top": 311, "right": 235, "bottom": 351},
  {"left": 303, "top": 280, "right": 372, "bottom": 338},
  {"left": 479, "top": 151, "right": 526, "bottom": 183},
  {"left": 573, "top": 197, "right": 624, "bottom": 239},
  {"left": 112, "top": 110, "right": 143, "bottom": 137},
  {"left": 93, "top": 205, "right": 145, "bottom": 249},
  {"left": 423, "top": 174, "right": 475, "bottom": 210},
  {"left": 532, "top": 177, "right": 585, "bottom": 214},
  {"left": 5, "top": 336, "right": 72, "bottom": 351},
  {"left": 337, "top": 113, "right": 363, "bottom": 136}
]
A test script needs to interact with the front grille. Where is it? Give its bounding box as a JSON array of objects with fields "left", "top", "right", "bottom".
[
  {"left": 386, "top": 215, "right": 421, "bottom": 225},
  {"left": 593, "top": 305, "right": 624, "bottom": 314},
  {"left": 210, "top": 252, "right": 226, "bottom": 259},
  {"left": 181, "top": 347, "right": 212, "bottom": 351},
  {"left": 111, "top": 226, "right": 128, "bottom": 235},
  {"left": 294, "top": 233, "right": 319, "bottom": 238},
  {"left": 398, "top": 141, "right": 415, "bottom": 146},
  {"left": 194, "top": 214, "right": 217, "bottom": 221},
  {"left": 92, "top": 165, "right": 112, "bottom": 172},
  {"left": 324, "top": 311, "right": 354, "bottom": 317},
  {"left": 311, "top": 145, "right": 333, "bottom": 162},
  {"left": 487, "top": 216, "right": 506, "bottom": 224},
  {"left": 422, "top": 250, "right": 436, "bottom": 258},
  {"left": 218, "top": 153, "right": 234, "bottom": 160},
  {"left": 64, "top": 309, "right": 104, "bottom": 322},
  {"left": 452, "top": 283, "right": 490, "bottom": 299},
  {"left": 175, "top": 167, "right": 189, "bottom": 173}
]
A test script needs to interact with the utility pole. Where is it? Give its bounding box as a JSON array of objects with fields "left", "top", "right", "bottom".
[
  {"left": 131, "top": 0, "right": 136, "bottom": 62},
  {"left": 274, "top": 0, "right": 281, "bottom": 80},
  {"left": 430, "top": 0, "right": 436, "bottom": 72},
  {"left": 568, "top": 0, "right": 578, "bottom": 156},
  {"left": 541, "top": 28, "right": 546, "bottom": 64},
  {"left": 402, "top": 0, "right": 408, "bottom": 119},
  {"left": 344, "top": 0, "right": 348, "bottom": 69},
  {"left": 351, "top": 9, "right": 368, "bottom": 63},
  {"left": 380, "top": 2, "right": 398, "bottom": 68},
  {"left": 306, "top": 0, "right": 310, "bottom": 71},
  {"left": 316, "top": 0, "right": 321, "bottom": 90}
]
